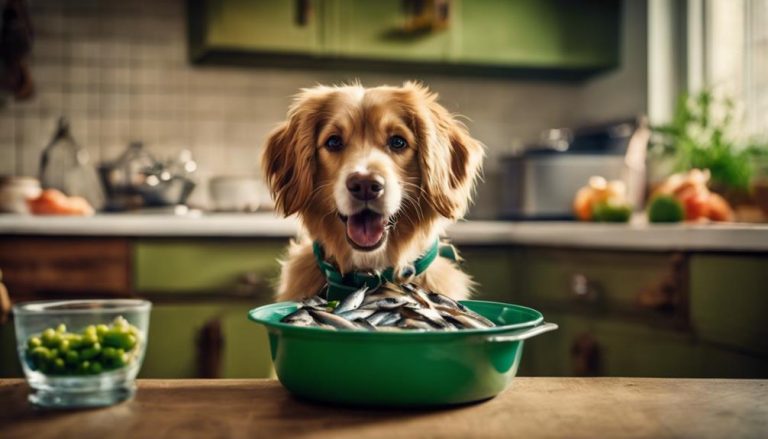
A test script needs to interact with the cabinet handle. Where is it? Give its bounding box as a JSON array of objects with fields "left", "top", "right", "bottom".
[
  {"left": 570, "top": 273, "right": 600, "bottom": 303},
  {"left": 571, "top": 333, "right": 601, "bottom": 376},
  {"left": 0, "top": 269, "right": 10, "bottom": 325},
  {"left": 295, "top": 0, "right": 311, "bottom": 26},
  {"left": 235, "top": 271, "right": 268, "bottom": 297},
  {"left": 196, "top": 317, "right": 223, "bottom": 378},
  {"left": 635, "top": 253, "right": 687, "bottom": 313}
]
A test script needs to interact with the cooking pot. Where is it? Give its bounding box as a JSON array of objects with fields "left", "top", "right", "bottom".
[{"left": 248, "top": 300, "right": 557, "bottom": 406}]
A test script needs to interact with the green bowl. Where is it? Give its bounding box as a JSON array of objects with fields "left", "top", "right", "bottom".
[{"left": 248, "top": 300, "right": 557, "bottom": 407}]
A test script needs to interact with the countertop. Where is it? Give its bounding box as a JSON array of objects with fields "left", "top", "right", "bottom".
[
  {"left": 1, "top": 213, "right": 768, "bottom": 251},
  {"left": 1, "top": 378, "right": 766, "bottom": 439}
]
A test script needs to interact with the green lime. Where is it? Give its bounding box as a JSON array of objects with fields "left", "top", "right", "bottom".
[
  {"left": 592, "top": 202, "right": 632, "bottom": 223},
  {"left": 648, "top": 195, "right": 685, "bottom": 223}
]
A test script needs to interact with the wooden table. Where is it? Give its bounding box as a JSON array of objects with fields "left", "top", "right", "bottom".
[{"left": 1, "top": 378, "right": 766, "bottom": 438}]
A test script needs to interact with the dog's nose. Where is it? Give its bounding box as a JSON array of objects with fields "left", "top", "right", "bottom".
[{"left": 346, "top": 173, "right": 384, "bottom": 201}]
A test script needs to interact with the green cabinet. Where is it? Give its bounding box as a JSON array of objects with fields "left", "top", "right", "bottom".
[
  {"left": 190, "top": 0, "right": 321, "bottom": 60},
  {"left": 520, "top": 311, "right": 768, "bottom": 378},
  {"left": 500, "top": 247, "right": 768, "bottom": 378},
  {"left": 140, "top": 302, "right": 273, "bottom": 379},
  {"left": 134, "top": 239, "right": 284, "bottom": 295},
  {"left": 190, "top": 0, "right": 620, "bottom": 76},
  {"left": 327, "top": 0, "right": 451, "bottom": 62},
  {"left": 456, "top": 0, "right": 619, "bottom": 68},
  {"left": 690, "top": 254, "right": 768, "bottom": 356}
]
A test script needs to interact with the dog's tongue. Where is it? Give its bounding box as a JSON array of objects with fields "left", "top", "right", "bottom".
[{"left": 346, "top": 210, "right": 385, "bottom": 248}]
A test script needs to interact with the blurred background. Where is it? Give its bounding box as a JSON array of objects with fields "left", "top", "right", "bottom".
[{"left": 0, "top": 0, "right": 766, "bottom": 380}]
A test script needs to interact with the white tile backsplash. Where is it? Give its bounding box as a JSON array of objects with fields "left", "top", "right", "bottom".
[{"left": 0, "top": 0, "right": 646, "bottom": 217}]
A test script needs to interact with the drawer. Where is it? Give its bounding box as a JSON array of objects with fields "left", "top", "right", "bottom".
[
  {"left": 520, "top": 312, "right": 768, "bottom": 378},
  {"left": 134, "top": 239, "right": 286, "bottom": 295},
  {"left": 690, "top": 254, "right": 768, "bottom": 356},
  {"left": 0, "top": 237, "right": 131, "bottom": 298},
  {"left": 516, "top": 248, "right": 688, "bottom": 325}
]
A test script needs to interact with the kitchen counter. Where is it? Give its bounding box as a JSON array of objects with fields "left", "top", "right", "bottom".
[
  {"left": 1, "top": 378, "right": 766, "bottom": 438},
  {"left": 1, "top": 213, "right": 768, "bottom": 251}
]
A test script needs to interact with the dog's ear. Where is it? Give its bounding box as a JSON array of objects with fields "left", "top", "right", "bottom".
[
  {"left": 261, "top": 92, "right": 321, "bottom": 216},
  {"left": 407, "top": 82, "right": 485, "bottom": 220}
]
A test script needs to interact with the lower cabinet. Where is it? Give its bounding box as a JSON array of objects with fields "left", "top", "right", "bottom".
[
  {"left": 518, "top": 311, "right": 768, "bottom": 378},
  {"left": 490, "top": 247, "right": 768, "bottom": 379},
  {"left": 140, "top": 301, "right": 274, "bottom": 379}
]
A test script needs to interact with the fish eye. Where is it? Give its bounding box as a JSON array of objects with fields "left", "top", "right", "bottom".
[
  {"left": 325, "top": 135, "right": 344, "bottom": 152},
  {"left": 387, "top": 135, "right": 408, "bottom": 151}
]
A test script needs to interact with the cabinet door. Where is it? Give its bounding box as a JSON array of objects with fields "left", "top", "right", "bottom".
[
  {"left": 328, "top": 0, "right": 451, "bottom": 62},
  {"left": 455, "top": 0, "right": 619, "bottom": 68},
  {"left": 191, "top": 0, "right": 321, "bottom": 59},
  {"left": 516, "top": 248, "right": 688, "bottom": 326},
  {"left": 459, "top": 246, "right": 521, "bottom": 302},
  {"left": 520, "top": 312, "right": 768, "bottom": 378},
  {"left": 134, "top": 239, "right": 285, "bottom": 295},
  {"left": 690, "top": 254, "right": 768, "bottom": 356},
  {"left": 140, "top": 302, "right": 273, "bottom": 379}
]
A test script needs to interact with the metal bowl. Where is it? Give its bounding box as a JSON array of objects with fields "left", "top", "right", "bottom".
[{"left": 248, "top": 300, "right": 557, "bottom": 407}]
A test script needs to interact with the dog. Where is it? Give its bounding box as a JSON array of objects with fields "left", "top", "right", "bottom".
[{"left": 262, "top": 82, "right": 484, "bottom": 302}]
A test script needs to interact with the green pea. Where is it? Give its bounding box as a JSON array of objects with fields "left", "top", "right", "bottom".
[
  {"left": 31, "top": 346, "right": 51, "bottom": 360},
  {"left": 81, "top": 332, "right": 99, "bottom": 347},
  {"left": 27, "top": 336, "right": 42, "bottom": 350},
  {"left": 109, "top": 348, "right": 127, "bottom": 368},
  {"left": 78, "top": 361, "right": 91, "bottom": 374},
  {"left": 65, "top": 350, "right": 79, "bottom": 365},
  {"left": 48, "top": 349, "right": 59, "bottom": 361},
  {"left": 90, "top": 362, "right": 103, "bottom": 374},
  {"left": 41, "top": 328, "right": 58, "bottom": 347},
  {"left": 58, "top": 338, "right": 70, "bottom": 353},
  {"left": 101, "top": 346, "right": 117, "bottom": 360},
  {"left": 96, "top": 324, "right": 109, "bottom": 338},
  {"left": 53, "top": 358, "right": 66, "bottom": 372},
  {"left": 79, "top": 343, "right": 101, "bottom": 360},
  {"left": 68, "top": 334, "right": 84, "bottom": 349},
  {"left": 102, "top": 328, "right": 136, "bottom": 350},
  {"left": 56, "top": 323, "right": 67, "bottom": 333}
]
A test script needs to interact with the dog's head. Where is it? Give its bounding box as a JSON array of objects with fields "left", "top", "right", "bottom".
[{"left": 262, "top": 82, "right": 483, "bottom": 259}]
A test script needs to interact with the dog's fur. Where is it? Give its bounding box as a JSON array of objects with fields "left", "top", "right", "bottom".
[{"left": 262, "top": 82, "right": 484, "bottom": 301}]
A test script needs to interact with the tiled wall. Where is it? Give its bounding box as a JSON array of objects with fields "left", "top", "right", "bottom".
[{"left": 0, "top": 0, "right": 645, "bottom": 217}]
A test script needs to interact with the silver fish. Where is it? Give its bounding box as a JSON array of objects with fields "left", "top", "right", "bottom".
[
  {"left": 307, "top": 309, "right": 360, "bottom": 330},
  {"left": 442, "top": 311, "right": 494, "bottom": 329},
  {"left": 400, "top": 306, "right": 449, "bottom": 329},
  {"left": 337, "top": 308, "right": 376, "bottom": 321},
  {"left": 397, "top": 318, "right": 433, "bottom": 330},
  {"left": 426, "top": 291, "right": 462, "bottom": 309},
  {"left": 353, "top": 318, "right": 376, "bottom": 331},
  {"left": 361, "top": 297, "right": 411, "bottom": 310},
  {"left": 334, "top": 286, "right": 369, "bottom": 314},
  {"left": 366, "top": 310, "right": 397, "bottom": 326},
  {"left": 280, "top": 309, "right": 317, "bottom": 326},
  {"left": 303, "top": 296, "right": 328, "bottom": 308}
]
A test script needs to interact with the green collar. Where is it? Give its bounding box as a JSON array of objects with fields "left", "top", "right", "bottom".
[{"left": 313, "top": 239, "right": 459, "bottom": 301}]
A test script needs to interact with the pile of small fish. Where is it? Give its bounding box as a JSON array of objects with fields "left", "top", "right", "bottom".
[{"left": 281, "top": 282, "right": 495, "bottom": 331}]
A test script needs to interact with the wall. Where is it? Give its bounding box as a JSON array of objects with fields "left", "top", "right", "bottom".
[
  {"left": 0, "top": 0, "right": 645, "bottom": 218},
  {"left": 577, "top": 0, "right": 648, "bottom": 126}
]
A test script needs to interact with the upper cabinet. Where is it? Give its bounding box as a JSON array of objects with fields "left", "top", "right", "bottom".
[
  {"left": 326, "top": 0, "right": 452, "bottom": 63},
  {"left": 455, "top": 0, "right": 620, "bottom": 70},
  {"left": 189, "top": 0, "right": 621, "bottom": 78}
]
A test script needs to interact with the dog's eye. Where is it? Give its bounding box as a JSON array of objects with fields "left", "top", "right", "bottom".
[
  {"left": 387, "top": 135, "right": 408, "bottom": 151},
  {"left": 324, "top": 135, "right": 344, "bottom": 152}
]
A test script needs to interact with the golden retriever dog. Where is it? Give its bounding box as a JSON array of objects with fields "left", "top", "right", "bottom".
[{"left": 262, "top": 82, "right": 484, "bottom": 302}]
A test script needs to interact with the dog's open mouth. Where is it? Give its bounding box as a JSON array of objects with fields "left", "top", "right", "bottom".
[{"left": 339, "top": 209, "right": 388, "bottom": 251}]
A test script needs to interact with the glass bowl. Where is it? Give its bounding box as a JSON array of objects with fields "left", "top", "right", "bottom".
[{"left": 12, "top": 299, "right": 151, "bottom": 408}]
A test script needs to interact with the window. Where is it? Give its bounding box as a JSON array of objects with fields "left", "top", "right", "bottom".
[{"left": 701, "top": 0, "right": 768, "bottom": 139}]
